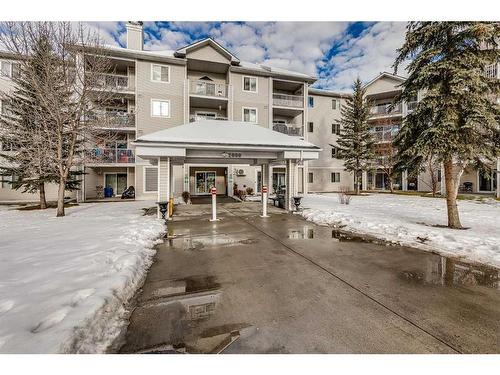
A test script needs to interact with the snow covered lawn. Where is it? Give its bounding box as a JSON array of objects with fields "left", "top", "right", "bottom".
[
  {"left": 301, "top": 193, "right": 500, "bottom": 268},
  {"left": 0, "top": 201, "right": 164, "bottom": 353}
]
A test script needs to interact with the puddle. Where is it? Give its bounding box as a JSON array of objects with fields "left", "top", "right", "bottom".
[
  {"left": 400, "top": 257, "right": 499, "bottom": 289},
  {"left": 170, "top": 235, "right": 258, "bottom": 250},
  {"left": 122, "top": 274, "right": 250, "bottom": 354},
  {"left": 288, "top": 227, "right": 314, "bottom": 239},
  {"left": 331, "top": 229, "right": 372, "bottom": 242}
]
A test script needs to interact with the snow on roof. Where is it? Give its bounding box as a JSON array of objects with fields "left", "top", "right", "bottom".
[
  {"left": 102, "top": 44, "right": 175, "bottom": 58},
  {"left": 136, "top": 120, "right": 320, "bottom": 149},
  {"left": 308, "top": 87, "right": 349, "bottom": 97},
  {"left": 237, "top": 60, "right": 315, "bottom": 81}
]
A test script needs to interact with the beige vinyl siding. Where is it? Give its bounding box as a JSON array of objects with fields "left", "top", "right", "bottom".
[
  {"left": 307, "top": 94, "right": 345, "bottom": 169},
  {"left": 135, "top": 59, "right": 186, "bottom": 137},
  {"left": 231, "top": 72, "right": 270, "bottom": 128},
  {"left": 187, "top": 45, "right": 231, "bottom": 64},
  {"left": 364, "top": 76, "right": 403, "bottom": 96},
  {"left": 307, "top": 168, "right": 353, "bottom": 192}
]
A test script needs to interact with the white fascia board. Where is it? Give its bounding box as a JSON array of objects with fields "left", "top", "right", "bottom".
[
  {"left": 135, "top": 146, "right": 186, "bottom": 157},
  {"left": 281, "top": 150, "right": 320, "bottom": 160}
]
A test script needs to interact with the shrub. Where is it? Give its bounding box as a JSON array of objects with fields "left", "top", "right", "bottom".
[{"left": 246, "top": 187, "right": 254, "bottom": 195}]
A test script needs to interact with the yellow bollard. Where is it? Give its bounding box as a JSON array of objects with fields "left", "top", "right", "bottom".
[{"left": 168, "top": 196, "right": 174, "bottom": 218}]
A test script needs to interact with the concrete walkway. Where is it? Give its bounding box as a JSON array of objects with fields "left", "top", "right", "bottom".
[{"left": 119, "top": 202, "right": 500, "bottom": 354}]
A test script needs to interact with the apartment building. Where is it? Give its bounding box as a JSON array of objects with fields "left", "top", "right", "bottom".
[
  {"left": 1, "top": 23, "right": 497, "bottom": 204},
  {"left": 362, "top": 71, "right": 499, "bottom": 197}
]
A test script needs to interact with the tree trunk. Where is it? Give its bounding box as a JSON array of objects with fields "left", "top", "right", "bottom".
[
  {"left": 354, "top": 171, "right": 359, "bottom": 195},
  {"left": 39, "top": 182, "right": 47, "bottom": 209},
  {"left": 443, "top": 159, "right": 462, "bottom": 229},
  {"left": 56, "top": 179, "right": 66, "bottom": 217}
]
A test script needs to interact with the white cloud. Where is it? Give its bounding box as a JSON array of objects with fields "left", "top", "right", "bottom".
[
  {"left": 317, "top": 22, "right": 408, "bottom": 92},
  {"left": 84, "top": 21, "right": 408, "bottom": 93}
]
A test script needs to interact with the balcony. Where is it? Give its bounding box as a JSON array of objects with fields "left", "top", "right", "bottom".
[
  {"left": 189, "top": 80, "right": 228, "bottom": 98},
  {"left": 94, "top": 73, "right": 130, "bottom": 91},
  {"left": 370, "top": 125, "right": 400, "bottom": 143},
  {"left": 369, "top": 103, "right": 402, "bottom": 117},
  {"left": 273, "top": 123, "right": 303, "bottom": 137},
  {"left": 86, "top": 148, "right": 134, "bottom": 165},
  {"left": 87, "top": 111, "right": 135, "bottom": 129},
  {"left": 189, "top": 115, "right": 228, "bottom": 122},
  {"left": 272, "top": 93, "right": 304, "bottom": 108}
]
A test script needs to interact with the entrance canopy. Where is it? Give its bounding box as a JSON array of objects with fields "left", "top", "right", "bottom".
[{"left": 133, "top": 120, "right": 321, "bottom": 165}]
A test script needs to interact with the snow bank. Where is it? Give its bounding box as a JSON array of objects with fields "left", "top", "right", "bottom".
[
  {"left": 301, "top": 194, "right": 500, "bottom": 268},
  {"left": 0, "top": 201, "right": 165, "bottom": 353}
]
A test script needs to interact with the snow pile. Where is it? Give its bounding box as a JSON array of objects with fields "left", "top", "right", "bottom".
[
  {"left": 301, "top": 194, "right": 500, "bottom": 268},
  {"left": 0, "top": 201, "right": 164, "bottom": 353}
]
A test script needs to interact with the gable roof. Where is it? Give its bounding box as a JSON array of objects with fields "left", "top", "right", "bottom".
[
  {"left": 174, "top": 38, "right": 240, "bottom": 65},
  {"left": 134, "top": 120, "right": 320, "bottom": 150},
  {"left": 363, "top": 71, "right": 407, "bottom": 90}
]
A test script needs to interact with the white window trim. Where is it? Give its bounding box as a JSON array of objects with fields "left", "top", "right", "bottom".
[
  {"left": 150, "top": 63, "right": 171, "bottom": 84},
  {"left": 331, "top": 172, "right": 341, "bottom": 183},
  {"left": 242, "top": 75, "right": 258, "bottom": 93},
  {"left": 151, "top": 99, "right": 171, "bottom": 118},
  {"left": 242, "top": 106, "right": 258, "bottom": 123},
  {"left": 332, "top": 98, "right": 339, "bottom": 110},
  {"left": 143, "top": 166, "right": 159, "bottom": 193}
]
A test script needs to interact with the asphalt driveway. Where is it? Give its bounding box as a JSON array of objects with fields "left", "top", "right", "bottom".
[{"left": 118, "top": 202, "right": 500, "bottom": 354}]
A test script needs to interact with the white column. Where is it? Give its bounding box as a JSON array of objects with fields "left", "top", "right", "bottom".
[
  {"left": 361, "top": 171, "right": 368, "bottom": 191},
  {"left": 183, "top": 164, "right": 189, "bottom": 193},
  {"left": 402, "top": 170, "right": 408, "bottom": 191},
  {"left": 302, "top": 161, "right": 308, "bottom": 195},
  {"left": 286, "top": 159, "right": 298, "bottom": 211},
  {"left": 157, "top": 157, "right": 170, "bottom": 219}
]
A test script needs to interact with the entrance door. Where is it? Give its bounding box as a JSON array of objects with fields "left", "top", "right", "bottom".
[
  {"left": 105, "top": 173, "right": 127, "bottom": 196},
  {"left": 195, "top": 171, "right": 216, "bottom": 194},
  {"left": 272, "top": 172, "right": 286, "bottom": 194}
]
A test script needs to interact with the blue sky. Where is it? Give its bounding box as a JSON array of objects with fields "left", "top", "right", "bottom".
[{"left": 89, "top": 21, "right": 408, "bottom": 92}]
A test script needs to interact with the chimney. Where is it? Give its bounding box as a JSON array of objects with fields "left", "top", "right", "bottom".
[{"left": 126, "top": 21, "right": 144, "bottom": 50}]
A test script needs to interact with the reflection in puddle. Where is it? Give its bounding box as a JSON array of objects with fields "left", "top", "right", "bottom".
[
  {"left": 124, "top": 275, "right": 248, "bottom": 354},
  {"left": 331, "top": 229, "right": 371, "bottom": 242},
  {"left": 288, "top": 227, "right": 314, "bottom": 239},
  {"left": 401, "top": 257, "right": 499, "bottom": 289},
  {"left": 170, "top": 235, "right": 258, "bottom": 250}
]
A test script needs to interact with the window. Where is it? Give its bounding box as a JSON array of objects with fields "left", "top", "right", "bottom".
[
  {"left": 242, "top": 107, "right": 257, "bottom": 123},
  {"left": 308, "top": 172, "right": 314, "bottom": 183},
  {"left": 332, "top": 99, "right": 339, "bottom": 110},
  {"left": 331, "top": 172, "right": 341, "bottom": 183},
  {"left": 151, "top": 99, "right": 170, "bottom": 118},
  {"left": 11, "top": 63, "right": 20, "bottom": 79},
  {"left": 144, "top": 167, "right": 158, "bottom": 192},
  {"left": 437, "top": 169, "right": 442, "bottom": 182},
  {"left": 0, "top": 61, "right": 11, "bottom": 77},
  {"left": 151, "top": 64, "right": 170, "bottom": 83},
  {"left": 243, "top": 76, "right": 257, "bottom": 93},
  {"left": 308, "top": 96, "right": 314, "bottom": 108},
  {"left": 308, "top": 122, "right": 314, "bottom": 133},
  {"left": 332, "top": 123, "right": 341, "bottom": 135},
  {"left": 0, "top": 100, "right": 10, "bottom": 116},
  {"left": 331, "top": 147, "right": 338, "bottom": 158},
  {"left": 1, "top": 175, "right": 12, "bottom": 189}
]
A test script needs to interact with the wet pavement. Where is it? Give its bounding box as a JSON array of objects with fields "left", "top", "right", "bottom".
[{"left": 118, "top": 202, "right": 500, "bottom": 354}]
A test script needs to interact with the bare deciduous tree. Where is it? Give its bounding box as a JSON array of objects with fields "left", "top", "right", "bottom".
[{"left": 0, "top": 22, "right": 117, "bottom": 216}]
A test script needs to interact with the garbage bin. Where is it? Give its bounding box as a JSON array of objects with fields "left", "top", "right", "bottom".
[{"left": 104, "top": 186, "right": 114, "bottom": 198}]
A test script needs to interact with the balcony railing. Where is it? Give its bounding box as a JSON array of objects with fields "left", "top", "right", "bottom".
[
  {"left": 189, "top": 80, "right": 228, "bottom": 98},
  {"left": 370, "top": 103, "right": 402, "bottom": 116},
  {"left": 95, "top": 73, "right": 129, "bottom": 91},
  {"left": 86, "top": 148, "right": 134, "bottom": 164},
  {"left": 273, "top": 123, "right": 303, "bottom": 137},
  {"left": 485, "top": 63, "right": 498, "bottom": 79},
  {"left": 86, "top": 112, "right": 135, "bottom": 128},
  {"left": 189, "top": 115, "right": 228, "bottom": 122},
  {"left": 272, "top": 93, "right": 304, "bottom": 108},
  {"left": 370, "top": 125, "right": 400, "bottom": 143},
  {"left": 406, "top": 101, "right": 418, "bottom": 112}
]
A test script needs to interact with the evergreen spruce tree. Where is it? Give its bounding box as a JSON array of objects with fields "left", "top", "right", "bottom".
[
  {"left": 0, "top": 36, "right": 57, "bottom": 209},
  {"left": 393, "top": 22, "right": 499, "bottom": 228},
  {"left": 336, "top": 78, "right": 375, "bottom": 194}
]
